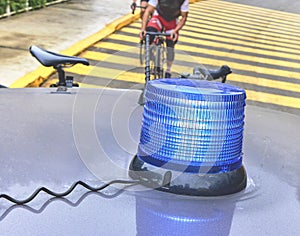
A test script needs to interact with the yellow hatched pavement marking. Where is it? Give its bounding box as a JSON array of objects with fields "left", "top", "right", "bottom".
[
  {"left": 75, "top": 49, "right": 300, "bottom": 109},
  {"left": 129, "top": 20, "right": 300, "bottom": 50},
  {"left": 73, "top": 1, "right": 300, "bottom": 110},
  {"left": 81, "top": 50, "right": 140, "bottom": 68},
  {"left": 80, "top": 49, "right": 300, "bottom": 94},
  {"left": 203, "top": 0, "right": 300, "bottom": 21},
  {"left": 120, "top": 27, "right": 300, "bottom": 62},
  {"left": 187, "top": 14, "right": 300, "bottom": 44},
  {"left": 179, "top": 32, "right": 300, "bottom": 60},
  {"left": 96, "top": 50, "right": 298, "bottom": 109},
  {"left": 65, "top": 64, "right": 144, "bottom": 83},
  {"left": 127, "top": 22, "right": 300, "bottom": 53},
  {"left": 246, "top": 90, "right": 300, "bottom": 109},
  {"left": 93, "top": 41, "right": 137, "bottom": 51},
  {"left": 189, "top": 10, "right": 300, "bottom": 37},
  {"left": 81, "top": 51, "right": 196, "bottom": 79},
  {"left": 80, "top": 51, "right": 112, "bottom": 61},
  {"left": 131, "top": 21, "right": 300, "bottom": 53},
  {"left": 229, "top": 74, "right": 300, "bottom": 93},
  {"left": 176, "top": 44, "right": 300, "bottom": 77},
  {"left": 177, "top": 43, "right": 300, "bottom": 81},
  {"left": 190, "top": 4, "right": 300, "bottom": 32},
  {"left": 102, "top": 33, "right": 300, "bottom": 80}
]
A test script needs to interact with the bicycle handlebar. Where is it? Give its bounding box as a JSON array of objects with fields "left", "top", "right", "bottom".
[
  {"left": 143, "top": 31, "right": 171, "bottom": 37},
  {"left": 131, "top": 3, "right": 146, "bottom": 14}
]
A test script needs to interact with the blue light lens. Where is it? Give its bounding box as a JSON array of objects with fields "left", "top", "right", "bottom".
[{"left": 137, "top": 79, "right": 246, "bottom": 173}]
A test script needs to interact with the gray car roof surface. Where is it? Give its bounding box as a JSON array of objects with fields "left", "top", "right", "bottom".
[{"left": 0, "top": 88, "right": 299, "bottom": 235}]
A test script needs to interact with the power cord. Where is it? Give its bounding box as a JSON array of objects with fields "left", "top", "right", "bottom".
[
  {"left": 0, "top": 179, "right": 140, "bottom": 205},
  {"left": 0, "top": 182, "right": 138, "bottom": 221}
]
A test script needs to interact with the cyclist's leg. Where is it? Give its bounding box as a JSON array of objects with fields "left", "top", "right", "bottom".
[
  {"left": 158, "top": 17, "right": 177, "bottom": 77},
  {"left": 165, "top": 39, "right": 176, "bottom": 78}
]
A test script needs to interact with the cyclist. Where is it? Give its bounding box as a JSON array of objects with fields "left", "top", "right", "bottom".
[
  {"left": 139, "top": 0, "right": 189, "bottom": 78},
  {"left": 131, "top": 0, "right": 149, "bottom": 19}
]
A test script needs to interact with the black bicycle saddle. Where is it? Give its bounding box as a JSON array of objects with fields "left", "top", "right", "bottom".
[
  {"left": 208, "top": 65, "right": 232, "bottom": 80},
  {"left": 29, "top": 45, "right": 89, "bottom": 68}
]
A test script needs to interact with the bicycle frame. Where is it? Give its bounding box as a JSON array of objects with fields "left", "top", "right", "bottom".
[{"left": 143, "top": 31, "right": 171, "bottom": 83}]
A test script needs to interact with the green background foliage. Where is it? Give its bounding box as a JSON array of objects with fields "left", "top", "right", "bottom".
[
  {"left": 10, "top": 0, "right": 27, "bottom": 13},
  {"left": 0, "top": 0, "right": 64, "bottom": 16},
  {"left": 0, "top": 0, "right": 8, "bottom": 15}
]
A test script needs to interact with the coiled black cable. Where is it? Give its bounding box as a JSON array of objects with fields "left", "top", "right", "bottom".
[
  {"left": 0, "top": 183, "right": 137, "bottom": 221},
  {"left": 0, "top": 179, "right": 139, "bottom": 205}
]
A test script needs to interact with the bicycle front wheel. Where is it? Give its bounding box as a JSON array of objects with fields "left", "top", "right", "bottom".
[
  {"left": 153, "top": 44, "right": 166, "bottom": 79},
  {"left": 139, "top": 40, "right": 145, "bottom": 65}
]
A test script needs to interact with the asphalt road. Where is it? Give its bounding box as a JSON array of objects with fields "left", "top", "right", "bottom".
[
  {"left": 40, "top": 0, "right": 300, "bottom": 115},
  {"left": 0, "top": 0, "right": 130, "bottom": 86},
  {"left": 1, "top": 0, "right": 299, "bottom": 115}
]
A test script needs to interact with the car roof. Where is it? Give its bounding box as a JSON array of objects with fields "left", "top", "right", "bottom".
[{"left": 0, "top": 88, "right": 299, "bottom": 235}]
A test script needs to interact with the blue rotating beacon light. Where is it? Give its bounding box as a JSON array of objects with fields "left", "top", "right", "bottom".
[{"left": 129, "top": 78, "right": 247, "bottom": 196}]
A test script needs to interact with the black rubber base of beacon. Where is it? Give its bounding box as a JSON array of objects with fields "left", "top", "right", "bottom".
[{"left": 129, "top": 155, "right": 247, "bottom": 197}]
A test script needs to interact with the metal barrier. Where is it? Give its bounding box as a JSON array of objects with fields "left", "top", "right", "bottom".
[{"left": 0, "top": 0, "right": 68, "bottom": 18}]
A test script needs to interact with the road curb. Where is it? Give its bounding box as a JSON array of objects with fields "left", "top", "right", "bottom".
[
  {"left": 10, "top": 12, "right": 140, "bottom": 88},
  {"left": 10, "top": 0, "right": 203, "bottom": 88}
]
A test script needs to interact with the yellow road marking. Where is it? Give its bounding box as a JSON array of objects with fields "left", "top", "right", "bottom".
[
  {"left": 109, "top": 31, "right": 300, "bottom": 64},
  {"left": 68, "top": 63, "right": 300, "bottom": 109},
  {"left": 179, "top": 32, "right": 300, "bottom": 60},
  {"left": 228, "top": 74, "right": 300, "bottom": 93},
  {"left": 80, "top": 50, "right": 112, "bottom": 61},
  {"left": 177, "top": 48, "right": 300, "bottom": 81},
  {"left": 93, "top": 41, "right": 136, "bottom": 51},
  {"left": 82, "top": 49, "right": 300, "bottom": 94},
  {"left": 190, "top": 4, "right": 300, "bottom": 32},
  {"left": 66, "top": 60, "right": 300, "bottom": 109},
  {"left": 189, "top": 7, "right": 300, "bottom": 36},
  {"left": 246, "top": 90, "right": 300, "bottom": 109},
  {"left": 176, "top": 43, "right": 300, "bottom": 72},
  {"left": 99, "top": 33, "right": 300, "bottom": 80},
  {"left": 65, "top": 64, "right": 145, "bottom": 83},
  {"left": 81, "top": 50, "right": 140, "bottom": 67},
  {"left": 127, "top": 23, "right": 300, "bottom": 54},
  {"left": 202, "top": 0, "right": 300, "bottom": 21},
  {"left": 187, "top": 14, "right": 300, "bottom": 44},
  {"left": 130, "top": 21, "right": 300, "bottom": 51},
  {"left": 81, "top": 51, "right": 196, "bottom": 79}
]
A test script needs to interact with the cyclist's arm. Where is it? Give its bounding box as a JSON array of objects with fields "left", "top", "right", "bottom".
[
  {"left": 174, "top": 11, "right": 188, "bottom": 33},
  {"left": 173, "top": 0, "right": 189, "bottom": 33},
  {"left": 140, "top": 4, "right": 155, "bottom": 32}
]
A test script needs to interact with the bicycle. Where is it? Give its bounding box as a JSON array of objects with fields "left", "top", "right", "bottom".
[
  {"left": 29, "top": 45, "right": 89, "bottom": 93},
  {"left": 29, "top": 44, "right": 231, "bottom": 99},
  {"left": 137, "top": 31, "right": 232, "bottom": 104},
  {"left": 140, "top": 31, "right": 171, "bottom": 81},
  {"left": 140, "top": 31, "right": 232, "bottom": 81},
  {"left": 181, "top": 65, "right": 232, "bottom": 83}
]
